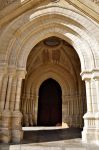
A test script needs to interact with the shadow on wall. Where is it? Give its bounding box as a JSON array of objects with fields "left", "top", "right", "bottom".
[
  {"left": 22, "top": 127, "right": 82, "bottom": 144},
  {"left": 0, "top": 144, "right": 10, "bottom": 150}
]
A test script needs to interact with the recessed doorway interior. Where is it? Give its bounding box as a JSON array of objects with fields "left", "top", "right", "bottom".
[
  {"left": 37, "top": 78, "right": 62, "bottom": 126},
  {"left": 21, "top": 36, "right": 86, "bottom": 129}
]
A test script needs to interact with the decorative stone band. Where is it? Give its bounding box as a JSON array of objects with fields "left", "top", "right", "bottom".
[
  {"left": 0, "top": 0, "right": 45, "bottom": 10},
  {"left": 50, "top": 0, "right": 60, "bottom": 2},
  {"left": 80, "top": 69, "right": 99, "bottom": 80},
  {"left": 90, "top": 0, "right": 99, "bottom": 4}
]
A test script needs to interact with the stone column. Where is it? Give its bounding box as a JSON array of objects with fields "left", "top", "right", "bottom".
[
  {"left": 11, "top": 69, "right": 26, "bottom": 143},
  {"left": 0, "top": 73, "right": 4, "bottom": 108},
  {"left": 34, "top": 94, "right": 39, "bottom": 126},
  {"left": 62, "top": 94, "right": 66, "bottom": 124},
  {"left": 0, "top": 73, "right": 4, "bottom": 114},
  {"left": 29, "top": 93, "right": 34, "bottom": 126},
  {"left": 5, "top": 76, "right": 13, "bottom": 110},
  {"left": 1, "top": 69, "right": 15, "bottom": 143},
  {"left": 0, "top": 70, "right": 6, "bottom": 142},
  {"left": 93, "top": 70, "right": 99, "bottom": 144},
  {"left": 23, "top": 94, "right": 29, "bottom": 126},
  {"left": 94, "top": 78, "right": 99, "bottom": 144},
  {"left": 95, "top": 79, "right": 99, "bottom": 110},
  {"left": 85, "top": 80, "right": 92, "bottom": 112},
  {"left": 24, "top": 95, "right": 29, "bottom": 127},
  {"left": 0, "top": 75, "right": 8, "bottom": 111},
  {"left": 0, "top": 75, "right": 9, "bottom": 143},
  {"left": 10, "top": 77, "right": 17, "bottom": 111},
  {"left": 81, "top": 72, "right": 96, "bottom": 143}
]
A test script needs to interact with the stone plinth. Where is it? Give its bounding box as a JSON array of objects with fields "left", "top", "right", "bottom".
[
  {"left": 1, "top": 110, "right": 11, "bottom": 143},
  {"left": 11, "top": 111, "right": 23, "bottom": 143}
]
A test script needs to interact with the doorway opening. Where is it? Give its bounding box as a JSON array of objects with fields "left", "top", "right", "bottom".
[
  {"left": 37, "top": 78, "right": 62, "bottom": 126},
  {"left": 21, "top": 36, "right": 86, "bottom": 128}
]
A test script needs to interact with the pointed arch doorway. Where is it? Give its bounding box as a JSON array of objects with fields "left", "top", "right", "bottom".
[{"left": 37, "top": 78, "right": 62, "bottom": 126}]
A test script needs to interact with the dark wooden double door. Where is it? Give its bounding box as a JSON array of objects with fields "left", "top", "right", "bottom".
[{"left": 37, "top": 78, "right": 62, "bottom": 126}]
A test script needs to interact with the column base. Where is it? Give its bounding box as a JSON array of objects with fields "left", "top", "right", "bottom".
[
  {"left": 11, "top": 111, "right": 23, "bottom": 143},
  {"left": 1, "top": 128, "right": 11, "bottom": 143},
  {"left": 95, "top": 112, "right": 99, "bottom": 145},
  {"left": 1, "top": 110, "right": 11, "bottom": 143},
  {"left": 12, "top": 129, "right": 23, "bottom": 143},
  {"left": 82, "top": 112, "right": 96, "bottom": 144},
  {"left": 82, "top": 128, "right": 96, "bottom": 143},
  {"left": 95, "top": 130, "right": 99, "bottom": 145}
]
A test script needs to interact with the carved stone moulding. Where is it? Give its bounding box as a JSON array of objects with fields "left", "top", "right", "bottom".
[{"left": 50, "top": 0, "right": 60, "bottom": 2}]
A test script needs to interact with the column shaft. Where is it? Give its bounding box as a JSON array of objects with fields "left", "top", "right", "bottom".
[
  {"left": 11, "top": 70, "right": 26, "bottom": 143},
  {"left": 10, "top": 77, "right": 17, "bottom": 111},
  {"left": 0, "top": 74, "right": 4, "bottom": 109},
  {"left": 5, "top": 76, "right": 13, "bottom": 110},
  {"left": 95, "top": 79, "right": 99, "bottom": 111},
  {"left": 14, "top": 77, "right": 22, "bottom": 111},
  {"left": 85, "top": 80, "right": 92, "bottom": 112},
  {"left": 0, "top": 75, "right": 8, "bottom": 111}
]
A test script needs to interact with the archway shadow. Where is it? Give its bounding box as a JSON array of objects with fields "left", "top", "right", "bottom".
[{"left": 22, "top": 127, "right": 82, "bottom": 144}]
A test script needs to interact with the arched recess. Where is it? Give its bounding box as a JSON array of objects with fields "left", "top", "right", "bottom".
[
  {"left": 0, "top": 5, "right": 99, "bottom": 144},
  {"left": 28, "top": 70, "right": 72, "bottom": 126},
  {"left": 20, "top": 36, "right": 86, "bottom": 129},
  {"left": 21, "top": 65, "right": 73, "bottom": 126}
]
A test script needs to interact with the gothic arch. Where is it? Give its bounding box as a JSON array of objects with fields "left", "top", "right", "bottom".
[
  {"left": 0, "top": 6, "right": 98, "bottom": 71},
  {"left": 0, "top": 5, "right": 99, "bottom": 144}
]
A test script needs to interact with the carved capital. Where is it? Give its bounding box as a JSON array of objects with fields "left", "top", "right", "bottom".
[
  {"left": 16, "top": 69, "right": 27, "bottom": 79},
  {"left": 80, "top": 71, "right": 92, "bottom": 81}
]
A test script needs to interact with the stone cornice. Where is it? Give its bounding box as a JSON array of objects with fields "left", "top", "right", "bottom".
[{"left": 0, "top": 0, "right": 99, "bottom": 28}]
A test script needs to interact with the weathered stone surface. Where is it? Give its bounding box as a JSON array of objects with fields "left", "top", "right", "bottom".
[
  {"left": 0, "top": 0, "right": 99, "bottom": 145},
  {"left": 0, "top": 0, "right": 17, "bottom": 10}
]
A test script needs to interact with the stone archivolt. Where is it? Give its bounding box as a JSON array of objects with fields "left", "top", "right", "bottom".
[{"left": 20, "top": 37, "right": 86, "bottom": 127}]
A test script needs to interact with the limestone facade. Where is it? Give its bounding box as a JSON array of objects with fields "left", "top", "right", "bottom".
[{"left": 0, "top": 0, "right": 99, "bottom": 145}]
